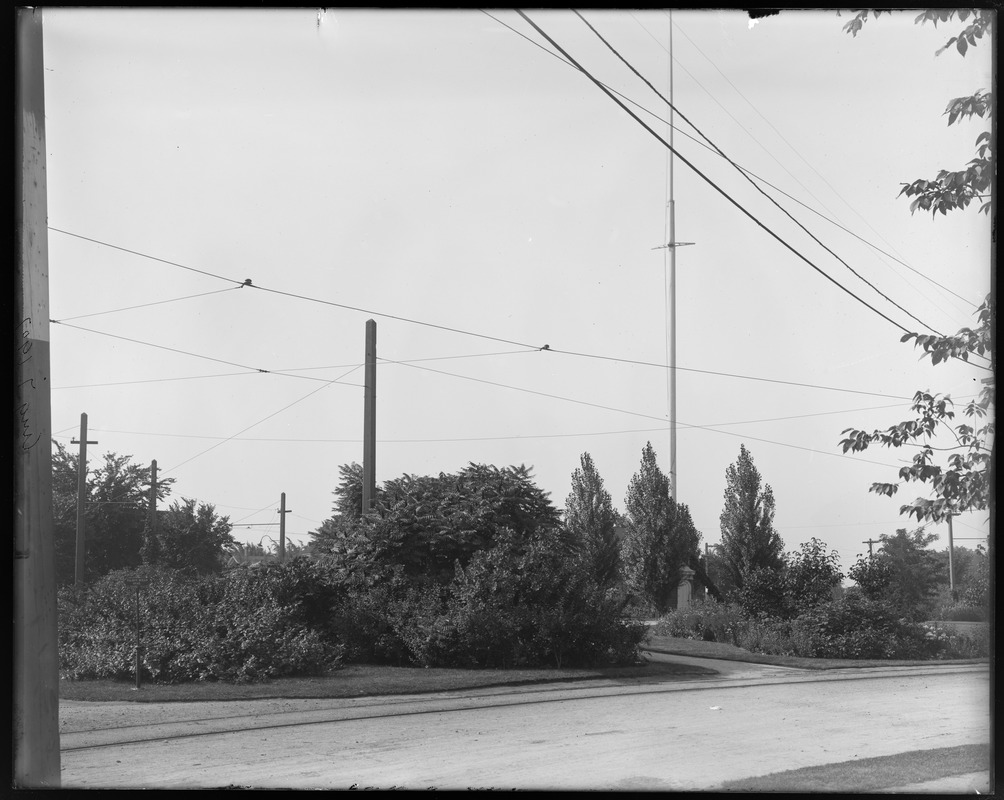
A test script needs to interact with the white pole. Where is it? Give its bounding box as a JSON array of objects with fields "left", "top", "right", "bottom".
[{"left": 668, "top": 11, "right": 678, "bottom": 502}]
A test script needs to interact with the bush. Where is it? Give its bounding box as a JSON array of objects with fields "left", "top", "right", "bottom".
[
  {"left": 790, "top": 594, "right": 930, "bottom": 659},
  {"left": 653, "top": 593, "right": 990, "bottom": 662},
  {"left": 934, "top": 603, "right": 988, "bottom": 622},
  {"left": 917, "top": 622, "right": 990, "bottom": 659},
  {"left": 653, "top": 600, "right": 747, "bottom": 644},
  {"left": 416, "top": 531, "right": 645, "bottom": 669},
  {"left": 59, "top": 567, "right": 214, "bottom": 683},
  {"left": 59, "top": 564, "right": 344, "bottom": 684}
]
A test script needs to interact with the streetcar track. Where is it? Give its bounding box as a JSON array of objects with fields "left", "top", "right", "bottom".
[{"left": 61, "top": 665, "right": 986, "bottom": 753}]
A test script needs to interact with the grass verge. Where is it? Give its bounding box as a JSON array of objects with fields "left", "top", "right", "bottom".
[
  {"left": 59, "top": 634, "right": 988, "bottom": 703},
  {"left": 717, "top": 743, "right": 990, "bottom": 792},
  {"left": 58, "top": 657, "right": 715, "bottom": 703},
  {"left": 644, "top": 633, "right": 991, "bottom": 670}
]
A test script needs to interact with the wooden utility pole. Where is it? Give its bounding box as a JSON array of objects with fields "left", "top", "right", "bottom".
[
  {"left": 362, "top": 319, "right": 377, "bottom": 514},
  {"left": 947, "top": 514, "right": 956, "bottom": 593},
  {"left": 278, "top": 492, "right": 292, "bottom": 562},
  {"left": 14, "top": 7, "right": 61, "bottom": 786},
  {"left": 72, "top": 413, "right": 98, "bottom": 586},
  {"left": 143, "top": 459, "right": 159, "bottom": 563},
  {"left": 863, "top": 538, "right": 880, "bottom": 558}
]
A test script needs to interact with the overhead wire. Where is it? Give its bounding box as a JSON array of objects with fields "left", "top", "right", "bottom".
[
  {"left": 75, "top": 398, "right": 926, "bottom": 445},
  {"left": 51, "top": 350, "right": 533, "bottom": 390},
  {"left": 50, "top": 320, "right": 367, "bottom": 387},
  {"left": 48, "top": 232, "right": 935, "bottom": 397},
  {"left": 54, "top": 287, "right": 242, "bottom": 322},
  {"left": 480, "top": 10, "right": 981, "bottom": 313},
  {"left": 380, "top": 355, "right": 902, "bottom": 468},
  {"left": 660, "top": 11, "right": 979, "bottom": 319},
  {"left": 573, "top": 9, "right": 943, "bottom": 337},
  {"left": 513, "top": 11, "right": 920, "bottom": 340},
  {"left": 161, "top": 363, "right": 365, "bottom": 475}
]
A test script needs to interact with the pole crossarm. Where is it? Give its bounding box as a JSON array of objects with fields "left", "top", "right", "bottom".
[{"left": 651, "top": 242, "right": 696, "bottom": 250}]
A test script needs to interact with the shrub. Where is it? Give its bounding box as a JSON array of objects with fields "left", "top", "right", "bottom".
[
  {"left": 59, "top": 567, "right": 214, "bottom": 682},
  {"left": 653, "top": 600, "right": 747, "bottom": 644},
  {"left": 918, "top": 622, "right": 990, "bottom": 659},
  {"left": 59, "top": 564, "right": 344, "bottom": 684},
  {"left": 732, "top": 616, "right": 798, "bottom": 656},
  {"left": 934, "top": 603, "right": 988, "bottom": 622},
  {"left": 790, "top": 594, "right": 930, "bottom": 659},
  {"left": 416, "top": 530, "right": 645, "bottom": 669}
]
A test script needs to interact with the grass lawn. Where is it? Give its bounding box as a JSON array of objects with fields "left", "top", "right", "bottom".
[
  {"left": 718, "top": 743, "right": 991, "bottom": 792},
  {"left": 58, "top": 634, "right": 988, "bottom": 704},
  {"left": 644, "top": 633, "right": 990, "bottom": 670},
  {"left": 58, "top": 653, "right": 715, "bottom": 703}
]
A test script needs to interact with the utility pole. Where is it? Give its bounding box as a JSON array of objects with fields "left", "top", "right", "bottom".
[
  {"left": 278, "top": 492, "right": 292, "bottom": 562},
  {"left": 863, "top": 538, "right": 880, "bottom": 558},
  {"left": 947, "top": 514, "right": 956, "bottom": 594},
  {"left": 362, "top": 319, "right": 377, "bottom": 514},
  {"left": 72, "top": 413, "right": 98, "bottom": 586},
  {"left": 143, "top": 459, "right": 159, "bottom": 564},
  {"left": 14, "top": 7, "right": 61, "bottom": 786}
]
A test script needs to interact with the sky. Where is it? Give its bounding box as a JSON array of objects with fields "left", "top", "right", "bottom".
[{"left": 40, "top": 8, "right": 993, "bottom": 574}]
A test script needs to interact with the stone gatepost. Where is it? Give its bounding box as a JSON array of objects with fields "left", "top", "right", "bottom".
[{"left": 676, "top": 565, "right": 696, "bottom": 609}]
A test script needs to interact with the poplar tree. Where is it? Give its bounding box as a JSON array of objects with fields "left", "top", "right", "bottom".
[
  {"left": 718, "top": 444, "right": 784, "bottom": 591},
  {"left": 564, "top": 452, "right": 620, "bottom": 589},
  {"left": 621, "top": 442, "right": 701, "bottom": 613}
]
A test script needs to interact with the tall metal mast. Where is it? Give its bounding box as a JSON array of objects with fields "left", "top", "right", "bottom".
[
  {"left": 660, "top": 11, "right": 696, "bottom": 502},
  {"left": 667, "top": 11, "right": 677, "bottom": 502}
]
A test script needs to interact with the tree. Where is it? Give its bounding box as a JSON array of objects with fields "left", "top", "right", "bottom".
[
  {"left": 563, "top": 452, "right": 621, "bottom": 589},
  {"left": 848, "top": 528, "right": 945, "bottom": 621},
  {"left": 839, "top": 10, "right": 994, "bottom": 525},
  {"left": 738, "top": 538, "right": 843, "bottom": 619},
  {"left": 621, "top": 442, "right": 702, "bottom": 614},
  {"left": 313, "top": 462, "right": 563, "bottom": 585},
  {"left": 843, "top": 10, "right": 993, "bottom": 216},
  {"left": 330, "top": 462, "right": 370, "bottom": 519},
  {"left": 51, "top": 442, "right": 174, "bottom": 585},
  {"left": 152, "top": 499, "right": 235, "bottom": 575},
  {"left": 718, "top": 444, "right": 784, "bottom": 591}
]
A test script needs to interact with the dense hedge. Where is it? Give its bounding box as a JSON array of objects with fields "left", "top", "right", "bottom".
[
  {"left": 58, "top": 564, "right": 343, "bottom": 684},
  {"left": 58, "top": 535, "right": 645, "bottom": 684},
  {"left": 656, "top": 594, "right": 989, "bottom": 661}
]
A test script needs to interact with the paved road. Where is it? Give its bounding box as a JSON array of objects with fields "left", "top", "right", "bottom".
[{"left": 59, "top": 654, "right": 991, "bottom": 791}]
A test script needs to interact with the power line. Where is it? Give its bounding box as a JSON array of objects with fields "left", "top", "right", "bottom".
[
  {"left": 53, "top": 371, "right": 265, "bottom": 389},
  {"left": 382, "top": 356, "right": 903, "bottom": 468},
  {"left": 515, "top": 11, "right": 917, "bottom": 339},
  {"left": 483, "top": 10, "right": 980, "bottom": 314},
  {"left": 51, "top": 350, "right": 533, "bottom": 390},
  {"left": 76, "top": 400, "right": 918, "bottom": 445},
  {"left": 546, "top": 348, "right": 913, "bottom": 400},
  {"left": 48, "top": 227, "right": 247, "bottom": 285},
  {"left": 661, "top": 11, "right": 978, "bottom": 320},
  {"left": 574, "top": 9, "right": 943, "bottom": 337},
  {"left": 54, "top": 287, "right": 241, "bottom": 322},
  {"left": 162, "top": 364, "right": 364, "bottom": 475},
  {"left": 50, "top": 273, "right": 924, "bottom": 402},
  {"left": 49, "top": 226, "right": 545, "bottom": 351},
  {"left": 50, "top": 320, "right": 367, "bottom": 387}
]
